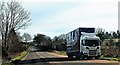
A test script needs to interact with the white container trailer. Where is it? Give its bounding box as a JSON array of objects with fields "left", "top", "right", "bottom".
[{"left": 66, "top": 27, "right": 101, "bottom": 59}]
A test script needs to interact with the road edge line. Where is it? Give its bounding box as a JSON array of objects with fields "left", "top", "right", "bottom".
[
  {"left": 36, "top": 52, "right": 55, "bottom": 65},
  {"left": 21, "top": 52, "right": 29, "bottom": 60},
  {"left": 36, "top": 52, "right": 48, "bottom": 61}
]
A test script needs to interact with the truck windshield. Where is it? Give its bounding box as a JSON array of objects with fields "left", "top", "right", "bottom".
[{"left": 85, "top": 40, "right": 99, "bottom": 46}]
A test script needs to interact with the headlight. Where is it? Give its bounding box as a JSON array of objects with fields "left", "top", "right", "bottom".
[
  {"left": 86, "top": 47, "right": 89, "bottom": 49},
  {"left": 97, "top": 47, "right": 99, "bottom": 49}
]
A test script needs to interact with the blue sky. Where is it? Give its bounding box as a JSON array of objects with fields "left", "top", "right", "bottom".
[{"left": 17, "top": 0, "right": 119, "bottom": 38}]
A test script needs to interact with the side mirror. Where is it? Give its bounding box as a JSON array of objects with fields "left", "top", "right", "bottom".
[
  {"left": 81, "top": 40, "right": 85, "bottom": 45},
  {"left": 82, "top": 43, "right": 84, "bottom": 45}
]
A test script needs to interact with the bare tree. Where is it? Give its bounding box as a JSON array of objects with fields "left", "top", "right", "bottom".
[
  {"left": 96, "top": 28, "right": 105, "bottom": 42},
  {"left": 0, "top": 1, "right": 31, "bottom": 60},
  {"left": 95, "top": 27, "right": 105, "bottom": 34},
  {"left": 22, "top": 33, "right": 32, "bottom": 43}
]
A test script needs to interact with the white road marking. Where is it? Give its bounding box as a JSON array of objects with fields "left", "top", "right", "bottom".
[
  {"left": 22, "top": 52, "right": 29, "bottom": 60},
  {"left": 36, "top": 52, "right": 48, "bottom": 62},
  {"left": 47, "top": 52, "right": 67, "bottom": 57}
]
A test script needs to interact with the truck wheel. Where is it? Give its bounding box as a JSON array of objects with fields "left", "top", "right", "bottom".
[
  {"left": 68, "top": 54, "right": 73, "bottom": 59},
  {"left": 87, "top": 57, "right": 92, "bottom": 60},
  {"left": 75, "top": 55, "right": 80, "bottom": 60},
  {"left": 95, "top": 56, "right": 99, "bottom": 59},
  {"left": 80, "top": 53, "right": 85, "bottom": 60},
  {"left": 82, "top": 55, "right": 85, "bottom": 60}
]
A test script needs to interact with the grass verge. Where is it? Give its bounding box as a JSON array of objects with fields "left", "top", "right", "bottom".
[
  {"left": 110, "top": 58, "right": 120, "bottom": 61},
  {"left": 2, "top": 51, "right": 28, "bottom": 65},
  {"left": 11, "top": 51, "right": 28, "bottom": 62},
  {"left": 100, "top": 55, "right": 120, "bottom": 61}
]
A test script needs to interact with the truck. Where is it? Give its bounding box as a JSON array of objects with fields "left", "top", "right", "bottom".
[{"left": 66, "top": 27, "right": 101, "bottom": 59}]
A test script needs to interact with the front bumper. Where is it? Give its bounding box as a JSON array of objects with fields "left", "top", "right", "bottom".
[{"left": 83, "top": 51, "right": 101, "bottom": 56}]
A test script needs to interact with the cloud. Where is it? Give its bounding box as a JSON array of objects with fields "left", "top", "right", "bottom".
[
  {"left": 38, "top": 0, "right": 118, "bottom": 30},
  {"left": 19, "top": 0, "right": 119, "bottom": 38}
]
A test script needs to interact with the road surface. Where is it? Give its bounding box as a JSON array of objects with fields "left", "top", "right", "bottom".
[{"left": 18, "top": 46, "right": 119, "bottom": 65}]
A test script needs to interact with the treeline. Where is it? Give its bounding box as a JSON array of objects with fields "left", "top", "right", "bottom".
[
  {"left": 96, "top": 28, "right": 120, "bottom": 57},
  {"left": 0, "top": 1, "right": 31, "bottom": 61},
  {"left": 33, "top": 34, "right": 66, "bottom": 51},
  {"left": 2, "top": 30, "right": 30, "bottom": 60},
  {"left": 33, "top": 28, "right": 120, "bottom": 52},
  {"left": 1, "top": 29, "right": 32, "bottom": 61},
  {"left": 96, "top": 28, "right": 120, "bottom": 42}
]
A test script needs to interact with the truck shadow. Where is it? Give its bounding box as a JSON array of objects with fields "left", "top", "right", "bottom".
[
  {"left": 29, "top": 49, "right": 42, "bottom": 52},
  {"left": 19, "top": 57, "right": 80, "bottom": 64},
  {"left": 29, "top": 49, "right": 48, "bottom": 52}
]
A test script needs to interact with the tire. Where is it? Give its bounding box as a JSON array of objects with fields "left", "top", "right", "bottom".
[
  {"left": 68, "top": 54, "right": 73, "bottom": 59},
  {"left": 80, "top": 52, "right": 85, "bottom": 60},
  {"left": 87, "top": 56, "right": 92, "bottom": 60},
  {"left": 81, "top": 54, "right": 85, "bottom": 60},
  {"left": 75, "top": 55, "right": 80, "bottom": 60},
  {"left": 95, "top": 56, "right": 100, "bottom": 59}
]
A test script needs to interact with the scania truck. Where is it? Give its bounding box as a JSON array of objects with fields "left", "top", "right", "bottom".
[{"left": 66, "top": 27, "right": 101, "bottom": 59}]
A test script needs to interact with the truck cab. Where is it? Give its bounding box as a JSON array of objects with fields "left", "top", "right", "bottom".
[{"left": 80, "top": 32, "right": 101, "bottom": 59}]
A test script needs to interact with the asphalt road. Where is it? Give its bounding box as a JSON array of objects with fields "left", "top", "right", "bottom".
[{"left": 18, "top": 46, "right": 119, "bottom": 65}]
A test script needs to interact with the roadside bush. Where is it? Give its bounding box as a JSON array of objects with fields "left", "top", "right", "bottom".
[
  {"left": 48, "top": 50, "right": 53, "bottom": 52},
  {"left": 56, "top": 44, "right": 66, "bottom": 51},
  {"left": 37, "top": 45, "right": 51, "bottom": 51}
]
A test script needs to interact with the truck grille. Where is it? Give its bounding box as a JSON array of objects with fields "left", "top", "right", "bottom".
[{"left": 89, "top": 50, "right": 96, "bottom": 55}]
